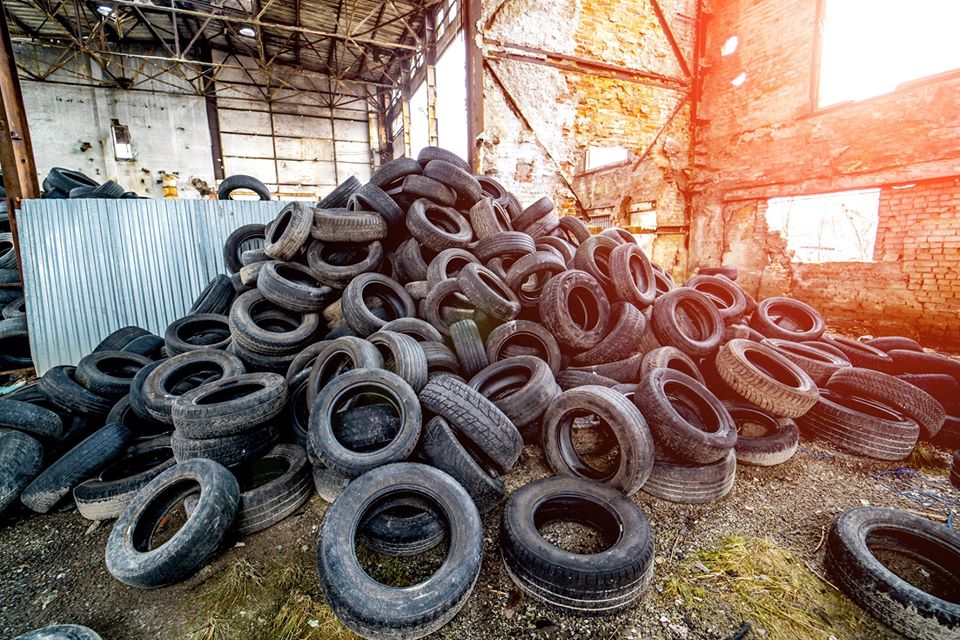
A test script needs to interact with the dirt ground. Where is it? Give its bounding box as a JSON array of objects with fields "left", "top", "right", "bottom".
[{"left": 2, "top": 432, "right": 957, "bottom": 640}]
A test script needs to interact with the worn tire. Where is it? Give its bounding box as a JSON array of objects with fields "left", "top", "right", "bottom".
[
  {"left": 797, "top": 391, "right": 919, "bottom": 460},
  {"left": 0, "top": 399, "right": 63, "bottom": 439},
  {"left": 642, "top": 449, "right": 737, "bottom": 504},
  {"left": 650, "top": 288, "right": 724, "bottom": 358},
  {"left": 164, "top": 313, "right": 231, "bottom": 355},
  {"left": 75, "top": 350, "right": 151, "bottom": 400},
  {"left": 0, "top": 430, "right": 44, "bottom": 516},
  {"left": 724, "top": 401, "right": 798, "bottom": 466},
  {"left": 172, "top": 372, "right": 287, "bottom": 438},
  {"left": 750, "top": 297, "right": 825, "bottom": 341},
  {"left": 639, "top": 346, "right": 705, "bottom": 385},
  {"left": 341, "top": 273, "right": 416, "bottom": 337},
  {"left": 539, "top": 270, "right": 610, "bottom": 352},
  {"left": 715, "top": 339, "right": 819, "bottom": 418},
  {"left": 762, "top": 338, "right": 851, "bottom": 386},
  {"left": 171, "top": 422, "right": 277, "bottom": 469},
  {"left": 142, "top": 349, "right": 245, "bottom": 424},
  {"left": 39, "top": 365, "right": 114, "bottom": 418}
]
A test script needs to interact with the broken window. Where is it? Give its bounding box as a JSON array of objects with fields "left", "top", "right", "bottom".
[
  {"left": 818, "top": 0, "right": 960, "bottom": 107},
  {"left": 584, "top": 146, "right": 629, "bottom": 171},
  {"left": 111, "top": 119, "right": 133, "bottom": 160},
  {"left": 765, "top": 189, "right": 880, "bottom": 263}
]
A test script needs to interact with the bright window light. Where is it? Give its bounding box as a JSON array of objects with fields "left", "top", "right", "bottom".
[
  {"left": 731, "top": 72, "right": 746, "bottom": 86},
  {"left": 818, "top": 0, "right": 960, "bottom": 108},
  {"left": 721, "top": 36, "right": 738, "bottom": 56},
  {"left": 765, "top": 189, "right": 880, "bottom": 263},
  {"left": 585, "top": 146, "right": 629, "bottom": 171}
]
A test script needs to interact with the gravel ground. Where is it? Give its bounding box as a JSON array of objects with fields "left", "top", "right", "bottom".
[{"left": 2, "top": 434, "right": 957, "bottom": 640}]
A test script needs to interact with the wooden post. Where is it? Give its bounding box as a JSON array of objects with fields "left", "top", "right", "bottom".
[
  {"left": 425, "top": 11, "right": 439, "bottom": 147},
  {"left": 400, "top": 62, "right": 413, "bottom": 157},
  {"left": 463, "top": 0, "right": 483, "bottom": 172}
]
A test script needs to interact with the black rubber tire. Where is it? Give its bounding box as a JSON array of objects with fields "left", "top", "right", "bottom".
[
  {"left": 473, "top": 231, "right": 536, "bottom": 263},
  {"left": 425, "top": 248, "right": 480, "bottom": 289},
  {"left": 504, "top": 251, "right": 566, "bottom": 309},
  {"left": 310, "top": 368, "right": 421, "bottom": 477},
  {"left": 0, "top": 399, "right": 63, "bottom": 438},
  {"left": 501, "top": 475, "right": 655, "bottom": 614},
  {"left": 750, "top": 297, "right": 826, "bottom": 341},
  {"left": 106, "top": 395, "right": 171, "bottom": 441},
  {"left": 762, "top": 338, "right": 850, "bottom": 386},
  {"left": 75, "top": 350, "right": 151, "bottom": 400},
  {"left": 685, "top": 274, "right": 748, "bottom": 324},
  {"left": 542, "top": 385, "right": 654, "bottom": 495},
  {"left": 698, "top": 266, "right": 738, "bottom": 280},
  {"left": 419, "top": 374, "right": 523, "bottom": 474},
  {"left": 642, "top": 449, "right": 737, "bottom": 504},
  {"left": 223, "top": 223, "right": 266, "bottom": 274},
  {"left": 372, "top": 156, "right": 423, "bottom": 188},
  {"left": 423, "top": 159, "right": 482, "bottom": 207},
  {"left": 172, "top": 372, "right": 287, "bottom": 438},
  {"left": 724, "top": 401, "right": 799, "bottom": 466},
  {"left": 105, "top": 458, "right": 240, "bottom": 588},
  {"left": 421, "top": 277, "right": 472, "bottom": 338},
  {"left": 319, "top": 176, "right": 361, "bottom": 209},
  {"left": 2, "top": 295, "right": 25, "bottom": 319},
  {"left": 825, "top": 506, "right": 960, "bottom": 640},
  {"left": 418, "top": 416, "right": 505, "bottom": 515},
  {"left": 797, "top": 390, "right": 920, "bottom": 460},
  {"left": 864, "top": 336, "right": 924, "bottom": 353},
  {"left": 0, "top": 430, "right": 44, "bottom": 516},
  {"left": 171, "top": 422, "right": 277, "bottom": 469},
  {"left": 467, "top": 356, "right": 560, "bottom": 433},
  {"left": 307, "top": 240, "right": 384, "bottom": 289},
  {"left": 257, "top": 261, "right": 334, "bottom": 312},
  {"left": 45, "top": 167, "right": 99, "bottom": 194},
  {"left": 715, "top": 339, "right": 819, "bottom": 418},
  {"left": 189, "top": 275, "right": 235, "bottom": 315},
  {"left": 457, "top": 262, "right": 520, "bottom": 322},
  {"left": 932, "top": 415, "right": 960, "bottom": 450},
  {"left": 634, "top": 368, "right": 737, "bottom": 464},
  {"left": 820, "top": 334, "right": 894, "bottom": 371},
  {"left": 394, "top": 237, "right": 433, "bottom": 283},
  {"left": 306, "top": 336, "right": 384, "bottom": 404},
  {"left": 264, "top": 202, "right": 312, "bottom": 261},
  {"left": 21, "top": 422, "right": 132, "bottom": 513},
  {"left": 571, "top": 235, "right": 619, "bottom": 287},
  {"left": 218, "top": 174, "right": 271, "bottom": 200},
  {"left": 572, "top": 302, "right": 647, "bottom": 366},
  {"left": 341, "top": 273, "right": 416, "bottom": 337},
  {"left": 358, "top": 496, "right": 446, "bottom": 557},
  {"left": 122, "top": 334, "right": 165, "bottom": 360},
  {"left": 556, "top": 369, "right": 620, "bottom": 390},
  {"left": 73, "top": 436, "right": 175, "bottom": 521},
  {"left": 312, "top": 210, "right": 388, "bottom": 243},
  {"left": 349, "top": 183, "right": 405, "bottom": 232},
  {"left": 164, "top": 313, "right": 231, "bottom": 355},
  {"left": 142, "top": 349, "right": 245, "bottom": 424},
  {"left": 468, "top": 197, "right": 512, "bottom": 239},
  {"left": 12, "top": 624, "right": 103, "bottom": 640},
  {"left": 888, "top": 349, "right": 960, "bottom": 384},
  {"left": 422, "top": 341, "right": 461, "bottom": 375},
  {"left": 39, "top": 365, "right": 114, "bottom": 418},
  {"left": 539, "top": 269, "right": 610, "bottom": 352},
  {"left": 381, "top": 317, "right": 444, "bottom": 343},
  {"left": 639, "top": 346, "right": 706, "bottom": 385},
  {"left": 607, "top": 243, "right": 656, "bottom": 309},
  {"left": 450, "top": 319, "right": 489, "bottom": 378},
  {"left": 229, "top": 290, "right": 321, "bottom": 355},
  {"left": 536, "top": 236, "right": 576, "bottom": 263},
  {"left": 406, "top": 198, "right": 473, "bottom": 251},
  {"left": 485, "top": 319, "right": 562, "bottom": 375},
  {"left": 896, "top": 373, "right": 960, "bottom": 407},
  {"left": 318, "top": 462, "right": 482, "bottom": 639},
  {"left": 650, "top": 288, "right": 724, "bottom": 358},
  {"left": 826, "top": 367, "right": 945, "bottom": 440},
  {"left": 368, "top": 330, "right": 429, "bottom": 392}
]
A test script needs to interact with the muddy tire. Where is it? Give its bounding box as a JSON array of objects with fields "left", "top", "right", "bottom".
[
  {"left": 639, "top": 346, "right": 705, "bottom": 385},
  {"left": 724, "top": 401, "right": 798, "bottom": 466},
  {"left": 715, "top": 339, "right": 819, "bottom": 418},
  {"left": 467, "top": 356, "right": 560, "bottom": 433},
  {"left": 0, "top": 430, "right": 44, "bottom": 516},
  {"left": 39, "top": 365, "right": 114, "bottom": 418},
  {"left": 642, "top": 449, "right": 736, "bottom": 504},
  {"left": 0, "top": 399, "right": 63, "bottom": 439},
  {"left": 797, "top": 391, "right": 919, "bottom": 460},
  {"left": 171, "top": 372, "right": 287, "bottom": 438}
]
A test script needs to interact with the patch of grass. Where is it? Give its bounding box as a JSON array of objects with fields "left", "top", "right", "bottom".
[
  {"left": 906, "top": 441, "right": 948, "bottom": 475},
  {"left": 668, "top": 536, "right": 865, "bottom": 640},
  {"left": 201, "top": 559, "right": 264, "bottom": 611},
  {"left": 188, "top": 615, "right": 234, "bottom": 640},
  {"left": 272, "top": 593, "right": 355, "bottom": 640}
]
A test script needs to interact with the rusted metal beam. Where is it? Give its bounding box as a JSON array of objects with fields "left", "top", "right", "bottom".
[
  {"left": 649, "top": 0, "right": 691, "bottom": 77},
  {"left": 0, "top": 0, "right": 39, "bottom": 279},
  {"left": 463, "top": 0, "right": 483, "bottom": 170},
  {"left": 400, "top": 59, "right": 412, "bottom": 156},
  {"left": 424, "top": 9, "right": 437, "bottom": 147}
]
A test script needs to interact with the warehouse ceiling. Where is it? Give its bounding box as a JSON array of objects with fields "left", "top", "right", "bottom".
[{"left": 2, "top": 0, "right": 447, "bottom": 96}]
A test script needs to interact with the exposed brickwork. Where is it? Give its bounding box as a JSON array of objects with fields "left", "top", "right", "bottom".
[{"left": 691, "top": 0, "right": 960, "bottom": 348}]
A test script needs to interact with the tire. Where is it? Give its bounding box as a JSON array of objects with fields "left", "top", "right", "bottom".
[
  {"left": 608, "top": 243, "right": 657, "bottom": 309},
  {"left": 312, "top": 465, "right": 351, "bottom": 503},
  {"left": 382, "top": 318, "right": 443, "bottom": 343},
  {"left": 172, "top": 372, "right": 288, "bottom": 438},
  {"left": 264, "top": 202, "right": 312, "bottom": 261},
  {"left": 457, "top": 262, "right": 520, "bottom": 322},
  {"left": 142, "top": 350, "right": 246, "bottom": 424},
  {"left": 318, "top": 463, "right": 482, "bottom": 640},
  {"left": 642, "top": 449, "right": 737, "bottom": 503},
  {"left": 39, "top": 365, "right": 114, "bottom": 418},
  {"left": 650, "top": 288, "right": 724, "bottom": 358},
  {"left": 405, "top": 199, "right": 473, "bottom": 251},
  {"left": 12, "top": 624, "right": 103, "bottom": 640},
  {"left": 164, "top": 313, "right": 231, "bottom": 355},
  {"left": 44, "top": 167, "right": 99, "bottom": 194},
  {"left": 426, "top": 249, "right": 479, "bottom": 289},
  {"left": 371, "top": 157, "right": 423, "bottom": 187},
  {"left": 422, "top": 341, "right": 460, "bottom": 376},
  {"left": 639, "top": 346, "right": 705, "bottom": 385},
  {"left": 312, "top": 210, "right": 387, "bottom": 243},
  {"left": 888, "top": 349, "right": 960, "bottom": 384},
  {"left": 122, "top": 334, "right": 165, "bottom": 360},
  {"left": 539, "top": 270, "right": 610, "bottom": 351},
  {"left": 0, "top": 316, "right": 32, "bottom": 368},
  {"left": 714, "top": 339, "right": 819, "bottom": 418},
  {"left": 541, "top": 385, "right": 655, "bottom": 495},
  {"left": 501, "top": 475, "right": 655, "bottom": 615},
  {"left": 473, "top": 231, "right": 536, "bottom": 263},
  {"left": 796, "top": 391, "right": 920, "bottom": 460},
  {"left": 73, "top": 436, "right": 176, "bottom": 521},
  {"left": 826, "top": 367, "right": 945, "bottom": 440},
  {"left": 556, "top": 369, "right": 620, "bottom": 390},
  {"left": 189, "top": 274, "right": 235, "bottom": 314},
  {"left": 319, "top": 176, "right": 361, "bottom": 209},
  {"left": 685, "top": 275, "right": 748, "bottom": 324},
  {"left": 341, "top": 273, "right": 415, "bottom": 337},
  {"left": 762, "top": 338, "right": 850, "bottom": 386},
  {"left": 896, "top": 373, "right": 960, "bottom": 407},
  {"left": 105, "top": 458, "right": 240, "bottom": 588},
  {"left": 467, "top": 356, "right": 560, "bottom": 432},
  {"left": 724, "top": 401, "right": 798, "bottom": 466},
  {"left": 306, "top": 336, "right": 384, "bottom": 404},
  {"left": 421, "top": 278, "right": 472, "bottom": 338},
  {"left": 368, "top": 330, "right": 429, "bottom": 392},
  {"left": 418, "top": 416, "right": 505, "bottom": 514},
  {"left": 504, "top": 251, "right": 566, "bottom": 309},
  {"left": 749, "top": 297, "right": 826, "bottom": 341},
  {"left": 419, "top": 374, "right": 522, "bottom": 474},
  {"left": 2, "top": 295, "right": 25, "bottom": 319},
  {"left": 311, "top": 368, "right": 421, "bottom": 477},
  {"left": 485, "top": 320, "right": 562, "bottom": 375},
  {"left": 0, "top": 430, "right": 44, "bottom": 516},
  {"left": 570, "top": 236, "right": 619, "bottom": 287},
  {"left": 359, "top": 497, "right": 446, "bottom": 557},
  {"left": 932, "top": 415, "right": 960, "bottom": 450},
  {"left": 394, "top": 237, "right": 433, "bottom": 283},
  {"left": 218, "top": 174, "right": 271, "bottom": 200},
  {"left": 468, "top": 197, "right": 512, "bottom": 239},
  {"left": 229, "top": 290, "right": 321, "bottom": 355},
  {"left": 572, "top": 302, "right": 647, "bottom": 366},
  {"left": 865, "top": 336, "right": 924, "bottom": 353},
  {"left": 257, "top": 261, "right": 334, "bottom": 312},
  {"left": 820, "top": 334, "right": 894, "bottom": 371},
  {"left": 698, "top": 266, "right": 738, "bottom": 280},
  {"left": 634, "top": 368, "right": 736, "bottom": 464},
  {"left": 106, "top": 395, "right": 171, "bottom": 441},
  {"left": 223, "top": 224, "right": 266, "bottom": 273},
  {"left": 75, "top": 350, "right": 151, "bottom": 400},
  {"left": 450, "top": 319, "right": 489, "bottom": 378},
  {"left": 825, "top": 506, "right": 960, "bottom": 640},
  {"left": 349, "top": 183, "right": 405, "bottom": 232},
  {"left": 423, "top": 160, "right": 482, "bottom": 206},
  {"left": 171, "top": 422, "right": 277, "bottom": 469},
  {"left": 307, "top": 240, "right": 384, "bottom": 289},
  {"left": 21, "top": 423, "right": 132, "bottom": 513},
  {"left": 0, "top": 399, "right": 63, "bottom": 439}
]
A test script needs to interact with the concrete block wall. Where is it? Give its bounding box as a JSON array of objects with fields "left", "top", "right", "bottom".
[{"left": 690, "top": 0, "right": 960, "bottom": 347}]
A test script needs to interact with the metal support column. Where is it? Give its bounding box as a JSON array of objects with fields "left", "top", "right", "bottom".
[
  {"left": 400, "top": 62, "right": 413, "bottom": 157},
  {"left": 463, "top": 0, "right": 484, "bottom": 171},
  {"left": 424, "top": 11, "right": 439, "bottom": 147}
]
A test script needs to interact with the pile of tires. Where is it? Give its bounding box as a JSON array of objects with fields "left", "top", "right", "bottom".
[
  {"left": 0, "top": 232, "right": 29, "bottom": 370},
  {"left": 2, "top": 145, "right": 958, "bottom": 640},
  {"left": 40, "top": 167, "right": 138, "bottom": 200}
]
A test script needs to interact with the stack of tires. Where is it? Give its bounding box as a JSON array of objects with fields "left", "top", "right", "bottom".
[
  {"left": 0, "top": 208, "right": 29, "bottom": 370},
  {"left": 40, "top": 167, "right": 139, "bottom": 200},
  {"left": 1, "top": 145, "right": 958, "bottom": 640}
]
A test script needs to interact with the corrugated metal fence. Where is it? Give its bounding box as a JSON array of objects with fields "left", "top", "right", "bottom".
[{"left": 19, "top": 199, "right": 284, "bottom": 373}]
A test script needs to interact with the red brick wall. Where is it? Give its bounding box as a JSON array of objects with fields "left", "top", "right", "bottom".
[{"left": 690, "top": 0, "right": 960, "bottom": 348}]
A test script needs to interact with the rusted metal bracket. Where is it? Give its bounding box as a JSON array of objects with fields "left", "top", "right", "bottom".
[{"left": 649, "top": 0, "right": 691, "bottom": 77}]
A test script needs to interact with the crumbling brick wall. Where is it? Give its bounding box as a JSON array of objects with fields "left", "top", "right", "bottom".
[{"left": 690, "top": 0, "right": 960, "bottom": 347}]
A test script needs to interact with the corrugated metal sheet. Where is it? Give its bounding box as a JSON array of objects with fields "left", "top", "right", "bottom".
[{"left": 19, "top": 199, "right": 285, "bottom": 374}]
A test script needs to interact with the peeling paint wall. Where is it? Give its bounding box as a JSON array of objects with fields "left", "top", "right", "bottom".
[
  {"left": 477, "top": 0, "right": 697, "bottom": 274},
  {"left": 691, "top": 0, "right": 960, "bottom": 347}
]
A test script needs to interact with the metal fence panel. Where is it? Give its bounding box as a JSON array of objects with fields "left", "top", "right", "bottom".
[{"left": 18, "top": 199, "right": 284, "bottom": 374}]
